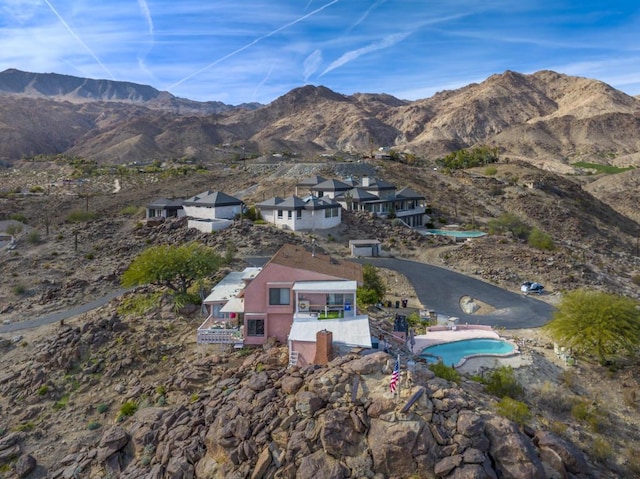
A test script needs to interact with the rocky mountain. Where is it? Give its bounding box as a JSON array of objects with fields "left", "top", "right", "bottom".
[
  {"left": 0, "top": 68, "right": 260, "bottom": 114},
  {"left": 0, "top": 69, "right": 639, "bottom": 167}
]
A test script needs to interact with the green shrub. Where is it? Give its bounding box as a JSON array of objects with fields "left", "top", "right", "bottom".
[
  {"left": 155, "top": 385, "right": 167, "bottom": 396},
  {"left": 117, "top": 292, "right": 162, "bottom": 317},
  {"left": 8, "top": 213, "right": 27, "bottom": 223},
  {"left": 85, "top": 252, "right": 95, "bottom": 260},
  {"left": 495, "top": 397, "right": 531, "bottom": 425},
  {"left": 120, "top": 205, "right": 144, "bottom": 217},
  {"left": 87, "top": 421, "right": 101, "bottom": 431},
  {"left": 487, "top": 213, "right": 530, "bottom": 239},
  {"left": 631, "top": 274, "right": 640, "bottom": 287},
  {"left": 53, "top": 394, "right": 69, "bottom": 410},
  {"left": 483, "top": 366, "right": 523, "bottom": 399},
  {"left": 5, "top": 224, "right": 23, "bottom": 235},
  {"left": 118, "top": 401, "right": 138, "bottom": 419},
  {"left": 37, "top": 385, "right": 49, "bottom": 396},
  {"left": 527, "top": 228, "right": 555, "bottom": 250},
  {"left": 428, "top": 362, "right": 461, "bottom": 382},
  {"left": 26, "top": 231, "right": 41, "bottom": 244},
  {"left": 12, "top": 284, "right": 26, "bottom": 296},
  {"left": 589, "top": 436, "right": 613, "bottom": 463},
  {"left": 96, "top": 403, "right": 109, "bottom": 414},
  {"left": 66, "top": 210, "right": 98, "bottom": 223},
  {"left": 484, "top": 166, "right": 498, "bottom": 176}
]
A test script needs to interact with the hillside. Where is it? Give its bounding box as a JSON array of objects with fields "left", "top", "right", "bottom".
[{"left": 0, "top": 69, "right": 639, "bottom": 168}]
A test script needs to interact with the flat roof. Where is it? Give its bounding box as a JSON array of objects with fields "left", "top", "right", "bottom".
[
  {"left": 289, "top": 316, "right": 372, "bottom": 348},
  {"left": 203, "top": 267, "right": 261, "bottom": 303},
  {"left": 292, "top": 280, "right": 357, "bottom": 292},
  {"left": 220, "top": 296, "right": 244, "bottom": 313}
]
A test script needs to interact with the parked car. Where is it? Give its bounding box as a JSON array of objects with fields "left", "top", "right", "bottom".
[{"left": 521, "top": 281, "right": 544, "bottom": 295}]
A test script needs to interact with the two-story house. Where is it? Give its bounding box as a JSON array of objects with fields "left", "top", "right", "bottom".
[
  {"left": 183, "top": 190, "right": 244, "bottom": 233},
  {"left": 238, "top": 244, "right": 371, "bottom": 365},
  {"left": 303, "top": 175, "right": 427, "bottom": 228}
]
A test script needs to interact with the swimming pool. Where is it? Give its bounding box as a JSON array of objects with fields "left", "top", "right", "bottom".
[
  {"left": 421, "top": 338, "right": 515, "bottom": 367},
  {"left": 425, "top": 229, "right": 487, "bottom": 238}
]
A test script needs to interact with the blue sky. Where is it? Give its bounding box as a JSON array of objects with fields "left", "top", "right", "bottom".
[{"left": 1, "top": 0, "right": 639, "bottom": 105}]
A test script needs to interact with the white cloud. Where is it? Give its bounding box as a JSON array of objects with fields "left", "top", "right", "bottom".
[
  {"left": 321, "top": 31, "right": 411, "bottom": 76},
  {"left": 303, "top": 49, "right": 322, "bottom": 80}
]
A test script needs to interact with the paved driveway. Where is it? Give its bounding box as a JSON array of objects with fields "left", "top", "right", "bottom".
[{"left": 354, "top": 257, "right": 555, "bottom": 329}]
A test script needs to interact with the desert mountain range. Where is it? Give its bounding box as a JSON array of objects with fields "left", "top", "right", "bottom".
[{"left": 1, "top": 68, "right": 639, "bottom": 167}]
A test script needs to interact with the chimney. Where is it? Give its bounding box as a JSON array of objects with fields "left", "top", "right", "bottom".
[
  {"left": 314, "top": 330, "right": 333, "bottom": 365},
  {"left": 362, "top": 175, "right": 370, "bottom": 187}
]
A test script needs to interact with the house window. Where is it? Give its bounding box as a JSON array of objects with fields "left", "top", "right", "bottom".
[
  {"left": 325, "top": 207, "right": 338, "bottom": 218},
  {"left": 296, "top": 209, "right": 302, "bottom": 219},
  {"left": 269, "top": 288, "right": 290, "bottom": 305},
  {"left": 247, "top": 319, "right": 265, "bottom": 336},
  {"left": 326, "top": 293, "right": 345, "bottom": 306},
  {"left": 288, "top": 211, "right": 292, "bottom": 219},
  {"left": 277, "top": 210, "right": 283, "bottom": 219}
]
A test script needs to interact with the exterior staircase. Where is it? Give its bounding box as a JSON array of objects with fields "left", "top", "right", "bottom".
[{"left": 289, "top": 350, "right": 299, "bottom": 367}]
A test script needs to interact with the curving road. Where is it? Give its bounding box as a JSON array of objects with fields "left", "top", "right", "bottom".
[
  {"left": 354, "top": 257, "right": 555, "bottom": 329},
  {"left": 0, "top": 288, "right": 130, "bottom": 334}
]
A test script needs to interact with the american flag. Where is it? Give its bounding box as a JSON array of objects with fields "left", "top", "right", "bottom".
[{"left": 389, "top": 355, "right": 400, "bottom": 393}]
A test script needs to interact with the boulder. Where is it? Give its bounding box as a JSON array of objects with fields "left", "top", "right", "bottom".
[
  {"left": 295, "top": 391, "right": 326, "bottom": 417},
  {"left": 534, "top": 430, "right": 589, "bottom": 475},
  {"left": 97, "top": 426, "right": 129, "bottom": 461},
  {"left": 281, "top": 376, "right": 304, "bottom": 394},
  {"left": 320, "top": 409, "right": 364, "bottom": 457},
  {"left": 368, "top": 418, "right": 422, "bottom": 477},
  {"left": 15, "top": 454, "right": 37, "bottom": 478},
  {"left": 296, "top": 450, "right": 349, "bottom": 479},
  {"left": 484, "top": 416, "right": 545, "bottom": 479}
]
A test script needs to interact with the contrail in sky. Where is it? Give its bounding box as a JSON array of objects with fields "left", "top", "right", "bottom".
[
  {"left": 42, "top": 0, "right": 114, "bottom": 79},
  {"left": 167, "top": 0, "right": 339, "bottom": 90},
  {"left": 138, "top": 0, "right": 154, "bottom": 35}
]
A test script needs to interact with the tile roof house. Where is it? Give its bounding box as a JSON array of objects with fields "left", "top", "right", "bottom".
[
  {"left": 236, "top": 244, "right": 370, "bottom": 365},
  {"left": 183, "top": 190, "right": 244, "bottom": 233},
  {"left": 256, "top": 195, "right": 341, "bottom": 231}
]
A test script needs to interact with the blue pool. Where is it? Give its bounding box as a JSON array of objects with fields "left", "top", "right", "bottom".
[
  {"left": 421, "top": 338, "right": 515, "bottom": 366},
  {"left": 425, "top": 229, "right": 486, "bottom": 238}
]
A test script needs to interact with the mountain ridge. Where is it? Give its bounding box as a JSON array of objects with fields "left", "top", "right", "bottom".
[{"left": 0, "top": 68, "right": 639, "bottom": 167}]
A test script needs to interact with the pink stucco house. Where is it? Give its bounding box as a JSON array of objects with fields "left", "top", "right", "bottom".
[{"left": 239, "top": 244, "right": 371, "bottom": 364}]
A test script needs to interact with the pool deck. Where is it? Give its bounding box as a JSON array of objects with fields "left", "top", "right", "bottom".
[
  {"left": 412, "top": 325, "right": 530, "bottom": 373},
  {"left": 412, "top": 326, "right": 500, "bottom": 354}
]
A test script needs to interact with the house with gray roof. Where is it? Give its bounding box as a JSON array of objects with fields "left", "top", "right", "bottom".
[
  {"left": 256, "top": 195, "right": 341, "bottom": 231},
  {"left": 183, "top": 190, "right": 244, "bottom": 233},
  {"left": 145, "top": 198, "right": 185, "bottom": 221}
]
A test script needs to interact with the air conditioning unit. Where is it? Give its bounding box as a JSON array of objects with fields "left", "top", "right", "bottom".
[{"left": 299, "top": 300, "right": 310, "bottom": 312}]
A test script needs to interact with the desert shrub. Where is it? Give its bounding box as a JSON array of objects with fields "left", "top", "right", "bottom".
[
  {"left": 37, "top": 385, "right": 49, "bottom": 396},
  {"left": 5, "top": 224, "right": 23, "bottom": 235},
  {"left": 155, "top": 385, "right": 167, "bottom": 396},
  {"left": 85, "top": 252, "right": 95, "bottom": 260},
  {"left": 527, "top": 228, "right": 555, "bottom": 250},
  {"left": 483, "top": 366, "right": 523, "bottom": 399},
  {"left": 12, "top": 284, "right": 26, "bottom": 296},
  {"left": 117, "top": 292, "right": 162, "bottom": 317},
  {"left": 8, "top": 213, "right": 27, "bottom": 223},
  {"left": 484, "top": 166, "right": 498, "bottom": 176},
  {"left": 548, "top": 420, "right": 568, "bottom": 436},
  {"left": 118, "top": 401, "right": 138, "bottom": 420},
  {"left": 53, "top": 394, "right": 69, "bottom": 410},
  {"left": 87, "top": 421, "right": 101, "bottom": 431},
  {"left": 66, "top": 210, "right": 98, "bottom": 223},
  {"left": 624, "top": 446, "right": 640, "bottom": 475},
  {"left": 190, "top": 393, "right": 199, "bottom": 403},
  {"left": 428, "top": 362, "right": 461, "bottom": 382},
  {"left": 253, "top": 219, "right": 267, "bottom": 224},
  {"left": 173, "top": 291, "right": 202, "bottom": 313},
  {"left": 589, "top": 436, "right": 613, "bottom": 463},
  {"left": 534, "top": 381, "right": 573, "bottom": 413},
  {"left": 495, "top": 397, "right": 531, "bottom": 425},
  {"left": 571, "top": 399, "right": 605, "bottom": 431},
  {"left": 488, "top": 185, "right": 504, "bottom": 196},
  {"left": 120, "top": 205, "right": 144, "bottom": 217},
  {"left": 25, "top": 231, "right": 41, "bottom": 244},
  {"left": 96, "top": 403, "right": 109, "bottom": 414},
  {"left": 632, "top": 274, "right": 640, "bottom": 286},
  {"left": 487, "top": 213, "right": 530, "bottom": 239}
]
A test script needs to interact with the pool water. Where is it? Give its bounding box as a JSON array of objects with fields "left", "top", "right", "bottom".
[
  {"left": 425, "top": 229, "right": 486, "bottom": 238},
  {"left": 421, "top": 338, "right": 515, "bottom": 366}
]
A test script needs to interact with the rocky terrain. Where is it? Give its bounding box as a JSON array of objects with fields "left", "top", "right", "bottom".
[{"left": 0, "top": 155, "right": 639, "bottom": 477}]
